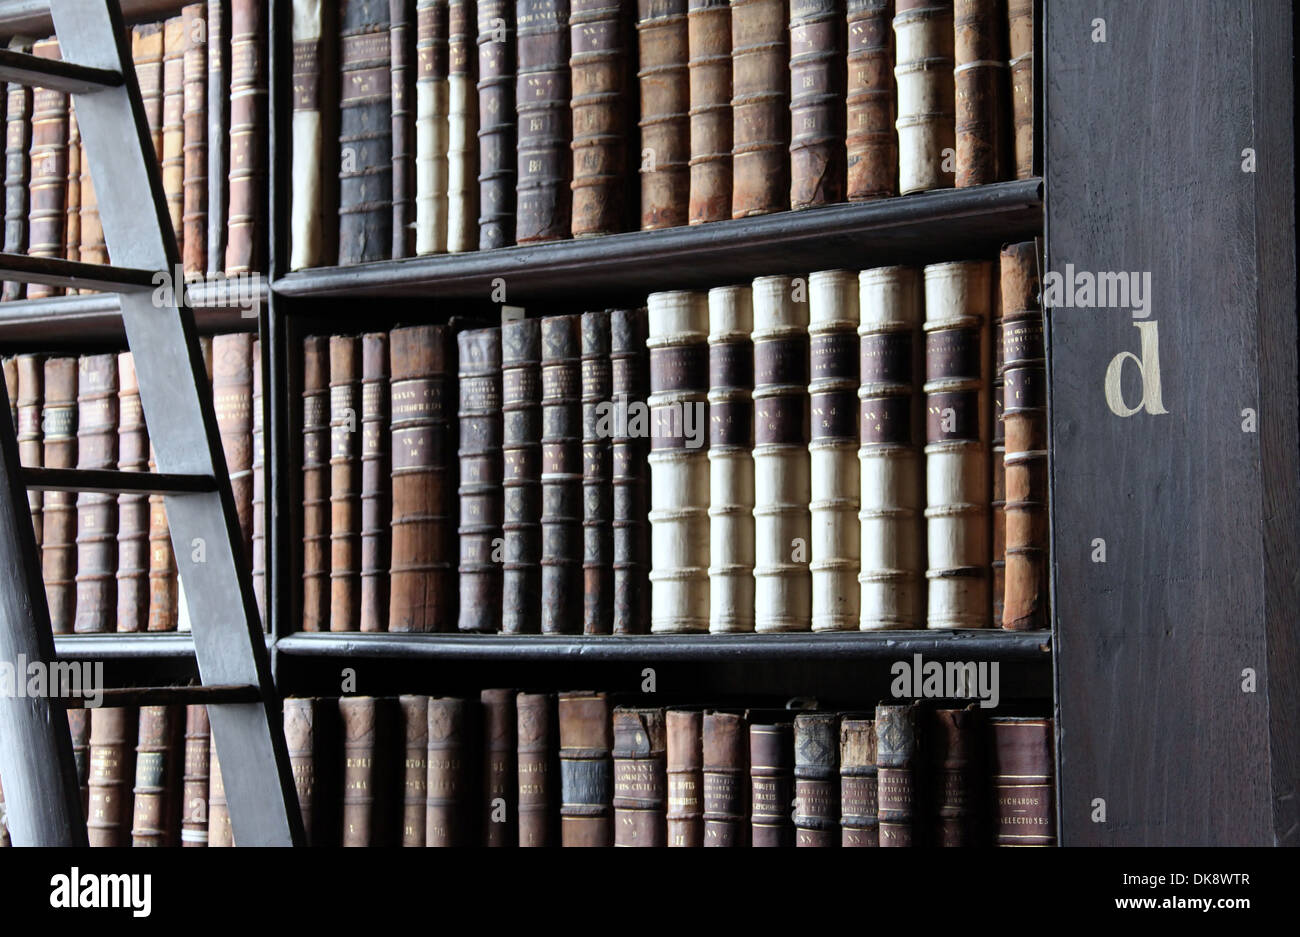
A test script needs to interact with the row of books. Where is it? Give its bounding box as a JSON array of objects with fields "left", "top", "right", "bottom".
[
  {"left": 290, "top": 0, "right": 1035, "bottom": 267},
  {"left": 299, "top": 240, "right": 1046, "bottom": 633},
  {"left": 1, "top": 333, "right": 265, "bottom": 633},
  {"left": 0, "top": 0, "right": 267, "bottom": 299}
]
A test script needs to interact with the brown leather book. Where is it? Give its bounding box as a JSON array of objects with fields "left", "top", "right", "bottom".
[
  {"left": 338, "top": 0, "right": 393, "bottom": 264},
  {"left": 68, "top": 708, "right": 91, "bottom": 817},
  {"left": 687, "top": 0, "right": 732, "bottom": 224},
  {"left": 41, "top": 358, "right": 77, "bottom": 633},
  {"left": 730, "top": 0, "right": 789, "bottom": 217},
  {"left": 457, "top": 327, "right": 503, "bottom": 633},
  {"left": 74, "top": 355, "right": 118, "bottom": 634},
  {"left": 207, "top": 740, "right": 233, "bottom": 846},
  {"left": 558, "top": 690, "right": 613, "bottom": 845},
  {"left": 481, "top": 687, "right": 517, "bottom": 846},
  {"left": 749, "top": 720, "right": 793, "bottom": 846},
  {"left": 610, "top": 307, "right": 650, "bottom": 633},
  {"left": 540, "top": 315, "right": 583, "bottom": 633},
  {"left": 954, "top": 0, "right": 1008, "bottom": 187},
  {"left": 501, "top": 318, "right": 543, "bottom": 634},
  {"left": 793, "top": 712, "right": 839, "bottom": 846},
  {"left": 989, "top": 715, "right": 1054, "bottom": 845},
  {"left": 207, "top": 0, "right": 230, "bottom": 274},
  {"left": 516, "top": 0, "right": 572, "bottom": 243},
  {"left": 182, "top": 3, "right": 208, "bottom": 276},
  {"left": 612, "top": 706, "right": 667, "bottom": 846},
  {"left": 116, "top": 354, "right": 150, "bottom": 633},
  {"left": 16, "top": 354, "right": 44, "bottom": 549},
  {"left": 227, "top": 0, "right": 268, "bottom": 273},
  {"left": 360, "top": 333, "right": 391, "bottom": 631},
  {"left": 251, "top": 338, "right": 266, "bottom": 624},
  {"left": 581, "top": 311, "right": 613, "bottom": 634},
  {"left": 330, "top": 335, "right": 362, "bottom": 632},
  {"left": 399, "top": 694, "right": 429, "bottom": 846},
  {"left": 146, "top": 440, "right": 178, "bottom": 633},
  {"left": 517, "top": 691, "right": 556, "bottom": 846},
  {"left": 1006, "top": 0, "right": 1032, "bottom": 179},
  {"left": 2, "top": 38, "right": 34, "bottom": 302},
  {"left": 26, "top": 38, "right": 70, "bottom": 301},
  {"left": 846, "top": 0, "right": 896, "bottom": 200},
  {"left": 163, "top": 17, "right": 187, "bottom": 256},
  {"left": 702, "top": 710, "right": 748, "bottom": 845},
  {"left": 789, "top": 1, "right": 846, "bottom": 209},
  {"left": 392, "top": 0, "right": 419, "bottom": 258},
  {"left": 134, "top": 24, "right": 165, "bottom": 161},
  {"left": 875, "top": 701, "right": 917, "bottom": 845},
  {"left": 302, "top": 335, "right": 330, "bottom": 631},
  {"left": 340, "top": 695, "right": 397, "bottom": 846},
  {"left": 65, "top": 110, "right": 80, "bottom": 265},
  {"left": 666, "top": 709, "right": 704, "bottom": 846},
  {"left": 389, "top": 324, "right": 456, "bottom": 632},
  {"left": 131, "top": 705, "right": 182, "bottom": 847},
  {"left": 477, "top": 0, "right": 517, "bottom": 249},
  {"left": 931, "top": 706, "right": 981, "bottom": 845},
  {"left": 3, "top": 358, "right": 15, "bottom": 429},
  {"left": 283, "top": 697, "right": 319, "bottom": 846},
  {"left": 181, "top": 705, "right": 210, "bottom": 846},
  {"left": 637, "top": 0, "right": 690, "bottom": 229},
  {"left": 214, "top": 333, "right": 255, "bottom": 566},
  {"left": 80, "top": 138, "right": 107, "bottom": 286},
  {"left": 88, "top": 707, "right": 137, "bottom": 847},
  {"left": 991, "top": 271, "right": 1005, "bottom": 626},
  {"left": 839, "top": 715, "right": 878, "bottom": 845},
  {"left": 427, "top": 696, "right": 477, "bottom": 845},
  {"left": 570, "top": 0, "right": 631, "bottom": 237}
]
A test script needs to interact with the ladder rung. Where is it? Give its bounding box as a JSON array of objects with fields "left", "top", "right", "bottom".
[
  {"left": 0, "top": 253, "right": 158, "bottom": 293},
  {"left": 61, "top": 685, "right": 262, "bottom": 710},
  {"left": 0, "top": 47, "right": 123, "bottom": 95},
  {"left": 21, "top": 468, "right": 217, "bottom": 495}
]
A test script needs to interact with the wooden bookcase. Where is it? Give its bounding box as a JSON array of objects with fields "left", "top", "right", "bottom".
[{"left": 1, "top": 0, "right": 1294, "bottom": 846}]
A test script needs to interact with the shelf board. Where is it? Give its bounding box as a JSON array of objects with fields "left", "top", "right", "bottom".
[
  {"left": 273, "top": 179, "right": 1043, "bottom": 301},
  {"left": 53, "top": 632, "right": 197, "bottom": 660}
]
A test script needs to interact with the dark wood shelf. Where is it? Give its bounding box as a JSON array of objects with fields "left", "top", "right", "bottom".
[{"left": 53, "top": 632, "right": 196, "bottom": 660}]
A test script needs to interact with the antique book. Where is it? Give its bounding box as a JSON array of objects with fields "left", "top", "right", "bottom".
[
  {"left": 80, "top": 138, "right": 107, "bottom": 283},
  {"left": 338, "top": 0, "right": 393, "bottom": 264},
  {"left": 647, "top": 290, "right": 710, "bottom": 633},
  {"left": 26, "top": 39, "right": 70, "bottom": 300},
  {"left": 180, "top": 705, "right": 210, "bottom": 846},
  {"left": 207, "top": 0, "right": 230, "bottom": 273},
  {"left": 226, "top": 0, "right": 268, "bottom": 272},
  {"left": 707, "top": 285, "right": 754, "bottom": 633},
  {"left": 131, "top": 706, "right": 181, "bottom": 847},
  {"left": 214, "top": 333, "right": 255, "bottom": 564},
  {"left": 581, "top": 311, "right": 613, "bottom": 634},
  {"left": 457, "top": 327, "right": 503, "bottom": 632},
  {"left": 162, "top": 17, "right": 187, "bottom": 256},
  {"left": 147, "top": 441, "right": 178, "bottom": 633},
  {"left": 809, "top": 270, "right": 860, "bottom": 631},
  {"left": 516, "top": 0, "right": 572, "bottom": 242},
  {"left": 991, "top": 282, "right": 1005, "bottom": 627},
  {"left": 637, "top": 0, "right": 690, "bottom": 229},
  {"left": 284, "top": 697, "right": 319, "bottom": 845},
  {"left": 389, "top": 324, "right": 456, "bottom": 632},
  {"left": 65, "top": 111, "right": 80, "bottom": 267},
  {"left": 752, "top": 275, "right": 811, "bottom": 632},
  {"left": 399, "top": 694, "right": 429, "bottom": 846},
  {"left": 612, "top": 706, "right": 667, "bottom": 846},
  {"left": 540, "top": 315, "right": 583, "bottom": 633},
  {"left": 923, "top": 260, "right": 993, "bottom": 628},
  {"left": 558, "top": 690, "right": 613, "bottom": 846},
  {"left": 789, "top": 0, "right": 846, "bottom": 209},
  {"left": 182, "top": 3, "right": 209, "bottom": 276},
  {"left": 839, "top": 715, "right": 878, "bottom": 845},
  {"left": 427, "top": 696, "right": 476, "bottom": 845},
  {"left": 610, "top": 307, "right": 651, "bottom": 633},
  {"left": 481, "top": 687, "right": 517, "bottom": 846},
  {"left": 989, "top": 715, "right": 1055, "bottom": 845},
  {"left": 42, "top": 357, "right": 78, "bottom": 633},
  {"left": 74, "top": 355, "right": 119, "bottom": 634},
  {"left": 360, "top": 332, "right": 391, "bottom": 631},
  {"left": 859, "top": 265, "right": 924, "bottom": 629},
  {"left": 2, "top": 38, "right": 33, "bottom": 302},
  {"left": 207, "top": 743, "right": 232, "bottom": 846},
  {"left": 329, "top": 336, "right": 362, "bottom": 631},
  {"left": 477, "top": 0, "right": 516, "bottom": 248},
  {"left": 340, "top": 696, "right": 394, "bottom": 846},
  {"left": 570, "top": 0, "right": 630, "bottom": 237},
  {"left": 931, "top": 706, "right": 980, "bottom": 845},
  {"left": 301, "top": 335, "right": 330, "bottom": 631},
  {"left": 116, "top": 354, "right": 150, "bottom": 634},
  {"left": 68, "top": 709, "right": 91, "bottom": 816},
  {"left": 3, "top": 358, "right": 14, "bottom": 427},
  {"left": 447, "top": 0, "right": 478, "bottom": 251},
  {"left": 16, "top": 354, "right": 43, "bottom": 549},
  {"left": 954, "top": 0, "right": 1008, "bottom": 187},
  {"left": 88, "top": 707, "right": 136, "bottom": 848},
  {"left": 749, "top": 720, "right": 793, "bottom": 846},
  {"left": 1000, "top": 240, "right": 1047, "bottom": 630},
  {"left": 730, "top": 0, "right": 787, "bottom": 218},
  {"left": 793, "top": 711, "right": 839, "bottom": 846},
  {"left": 290, "top": 0, "right": 333, "bottom": 270},
  {"left": 415, "top": 0, "right": 450, "bottom": 254},
  {"left": 894, "top": 0, "right": 954, "bottom": 193},
  {"left": 501, "top": 318, "right": 542, "bottom": 634},
  {"left": 702, "top": 710, "right": 748, "bottom": 845},
  {"left": 252, "top": 338, "right": 266, "bottom": 623},
  {"left": 687, "top": 0, "right": 732, "bottom": 224},
  {"left": 846, "top": 0, "right": 897, "bottom": 200},
  {"left": 666, "top": 709, "right": 704, "bottom": 846},
  {"left": 1006, "top": 0, "right": 1032, "bottom": 179},
  {"left": 875, "top": 701, "right": 917, "bottom": 845},
  {"left": 392, "top": 0, "right": 419, "bottom": 258},
  {"left": 517, "top": 691, "right": 556, "bottom": 846},
  {"left": 135, "top": 24, "right": 166, "bottom": 161}
]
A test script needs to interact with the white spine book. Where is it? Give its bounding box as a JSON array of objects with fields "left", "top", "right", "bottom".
[
  {"left": 289, "top": 0, "right": 324, "bottom": 270},
  {"left": 447, "top": 0, "right": 478, "bottom": 252},
  {"left": 894, "top": 1, "right": 955, "bottom": 194},
  {"left": 416, "top": 0, "right": 451, "bottom": 255}
]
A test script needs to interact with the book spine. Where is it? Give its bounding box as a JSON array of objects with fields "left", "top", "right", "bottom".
[
  {"left": 3, "top": 358, "right": 15, "bottom": 430},
  {"left": 340, "top": 696, "right": 387, "bottom": 846},
  {"left": 647, "top": 290, "right": 710, "bottom": 633},
  {"left": 501, "top": 318, "right": 542, "bottom": 633},
  {"left": 558, "top": 690, "right": 612, "bottom": 845},
  {"left": 68, "top": 709, "right": 91, "bottom": 818},
  {"left": 301, "top": 336, "right": 330, "bottom": 631},
  {"left": 729, "top": 0, "right": 788, "bottom": 218},
  {"left": 290, "top": 0, "right": 328, "bottom": 270},
  {"left": 283, "top": 698, "right": 317, "bottom": 845},
  {"left": 516, "top": 0, "right": 572, "bottom": 243},
  {"left": 789, "top": 0, "right": 846, "bottom": 209},
  {"left": 226, "top": 0, "right": 268, "bottom": 272},
  {"left": 116, "top": 354, "right": 150, "bottom": 633},
  {"left": 181, "top": 705, "right": 210, "bottom": 846},
  {"left": 415, "top": 0, "right": 451, "bottom": 254},
  {"left": 517, "top": 691, "right": 555, "bottom": 845},
  {"left": 839, "top": 716, "right": 878, "bottom": 845},
  {"left": 146, "top": 441, "right": 178, "bottom": 632},
  {"left": 448, "top": 0, "right": 479, "bottom": 251},
  {"left": 931, "top": 707, "right": 980, "bottom": 845},
  {"left": 183, "top": 3, "right": 208, "bottom": 276},
  {"left": 687, "top": 0, "right": 732, "bottom": 224},
  {"left": 393, "top": 0, "right": 419, "bottom": 258},
  {"left": 131, "top": 705, "right": 181, "bottom": 847},
  {"left": 207, "top": 0, "right": 230, "bottom": 273},
  {"left": 794, "top": 712, "right": 839, "bottom": 845},
  {"left": 41, "top": 358, "right": 78, "bottom": 633},
  {"left": 481, "top": 687, "right": 517, "bottom": 845},
  {"left": 330, "top": 336, "right": 362, "bottom": 631},
  {"left": 894, "top": 0, "right": 954, "bottom": 194},
  {"left": 707, "top": 285, "right": 754, "bottom": 632},
  {"left": 637, "top": 0, "right": 690, "bottom": 230},
  {"left": 749, "top": 721, "right": 793, "bottom": 846},
  {"left": 702, "top": 710, "right": 748, "bottom": 845},
  {"left": 214, "top": 333, "right": 255, "bottom": 565},
  {"left": 360, "top": 333, "right": 391, "bottom": 631},
  {"left": 1006, "top": 0, "right": 1032, "bottom": 179},
  {"left": 923, "top": 260, "right": 992, "bottom": 628},
  {"left": 252, "top": 338, "right": 266, "bottom": 624},
  {"left": 581, "top": 311, "right": 613, "bottom": 633},
  {"left": 992, "top": 275, "right": 1005, "bottom": 627},
  {"left": 458, "top": 327, "right": 503, "bottom": 632},
  {"left": 666, "top": 709, "right": 703, "bottom": 846},
  {"left": 399, "top": 694, "right": 429, "bottom": 845},
  {"left": 88, "top": 707, "right": 136, "bottom": 847},
  {"left": 610, "top": 307, "right": 650, "bottom": 633},
  {"left": 74, "top": 354, "right": 118, "bottom": 634},
  {"left": 338, "top": 0, "right": 393, "bottom": 264},
  {"left": 26, "top": 39, "right": 69, "bottom": 300},
  {"left": 80, "top": 137, "right": 106, "bottom": 283},
  {"left": 427, "top": 696, "right": 473, "bottom": 845},
  {"left": 954, "top": 0, "right": 1008, "bottom": 186},
  {"left": 477, "top": 0, "right": 517, "bottom": 248},
  {"left": 16, "top": 354, "right": 44, "bottom": 549},
  {"left": 133, "top": 24, "right": 164, "bottom": 161},
  {"left": 2, "top": 39, "right": 33, "bottom": 301},
  {"left": 570, "top": 0, "right": 630, "bottom": 237},
  {"left": 990, "top": 716, "right": 1055, "bottom": 845},
  {"left": 875, "top": 702, "right": 917, "bottom": 845},
  {"left": 163, "top": 17, "right": 187, "bottom": 257},
  {"left": 612, "top": 706, "right": 667, "bottom": 846},
  {"left": 65, "top": 110, "right": 80, "bottom": 265},
  {"left": 540, "top": 314, "right": 583, "bottom": 633},
  {"left": 207, "top": 743, "right": 231, "bottom": 845},
  {"left": 846, "top": 0, "right": 896, "bottom": 200}
]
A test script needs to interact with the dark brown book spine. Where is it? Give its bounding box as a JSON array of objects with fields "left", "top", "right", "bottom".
[
  {"left": 302, "top": 336, "right": 330, "bottom": 631},
  {"left": 389, "top": 324, "right": 456, "bottom": 631},
  {"left": 227, "top": 0, "right": 268, "bottom": 272},
  {"left": 612, "top": 706, "right": 667, "bottom": 846},
  {"left": 687, "top": 0, "right": 732, "bottom": 224},
  {"left": 516, "top": 0, "right": 572, "bottom": 242},
  {"left": 88, "top": 707, "right": 136, "bottom": 847},
  {"left": 183, "top": 3, "right": 208, "bottom": 276},
  {"left": 501, "top": 318, "right": 542, "bottom": 634},
  {"left": 990, "top": 716, "right": 1054, "bottom": 845},
  {"left": 931, "top": 706, "right": 981, "bottom": 845},
  {"left": 360, "top": 333, "right": 391, "bottom": 631},
  {"left": 26, "top": 39, "right": 69, "bottom": 300},
  {"left": 846, "top": 0, "right": 896, "bottom": 200},
  {"left": 251, "top": 338, "right": 266, "bottom": 624},
  {"left": 146, "top": 442, "right": 178, "bottom": 632},
  {"left": 2, "top": 38, "right": 33, "bottom": 301},
  {"left": 131, "top": 705, "right": 181, "bottom": 847},
  {"left": 399, "top": 694, "right": 429, "bottom": 845},
  {"left": 338, "top": 0, "right": 393, "bottom": 264},
  {"left": 458, "top": 327, "right": 503, "bottom": 632},
  {"left": 41, "top": 358, "right": 77, "bottom": 633},
  {"left": 730, "top": 0, "right": 788, "bottom": 217},
  {"left": 875, "top": 701, "right": 917, "bottom": 845},
  {"left": 540, "top": 315, "right": 582, "bottom": 633},
  {"left": 610, "top": 307, "right": 650, "bottom": 633},
  {"left": 207, "top": 0, "right": 230, "bottom": 274},
  {"left": 181, "top": 705, "right": 210, "bottom": 846},
  {"left": 481, "top": 687, "right": 517, "bottom": 845},
  {"left": 135, "top": 24, "right": 165, "bottom": 161},
  {"left": 163, "top": 17, "right": 187, "bottom": 258},
  {"left": 581, "top": 311, "right": 613, "bottom": 633},
  {"left": 283, "top": 698, "right": 318, "bottom": 845},
  {"left": 477, "top": 0, "right": 516, "bottom": 248},
  {"left": 16, "top": 354, "right": 44, "bottom": 549},
  {"left": 517, "top": 691, "right": 556, "bottom": 845},
  {"left": 637, "top": 0, "right": 690, "bottom": 229},
  {"left": 65, "top": 110, "right": 80, "bottom": 266},
  {"left": 570, "top": 0, "right": 630, "bottom": 237},
  {"left": 427, "top": 696, "right": 475, "bottom": 845},
  {"left": 793, "top": 711, "right": 840, "bottom": 846},
  {"left": 330, "top": 336, "right": 362, "bottom": 631},
  {"left": 74, "top": 354, "right": 118, "bottom": 634},
  {"left": 1006, "top": 0, "right": 1032, "bottom": 179},
  {"left": 392, "top": 0, "right": 419, "bottom": 258},
  {"left": 558, "top": 690, "right": 612, "bottom": 845},
  {"left": 214, "top": 333, "right": 255, "bottom": 565},
  {"left": 954, "top": 0, "right": 1008, "bottom": 187},
  {"left": 116, "top": 354, "right": 149, "bottom": 634},
  {"left": 749, "top": 721, "right": 793, "bottom": 846},
  {"left": 340, "top": 696, "right": 396, "bottom": 846},
  {"left": 207, "top": 743, "right": 232, "bottom": 846},
  {"left": 68, "top": 709, "right": 91, "bottom": 818},
  {"left": 702, "top": 710, "right": 748, "bottom": 845},
  {"left": 788, "top": 0, "right": 845, "bottom": 208},
  {"left": 839, "top": 716, "right": 878, "bottom": 845},
  {"left": 666, "top": 709, "right": 703, "bottom": 846}
]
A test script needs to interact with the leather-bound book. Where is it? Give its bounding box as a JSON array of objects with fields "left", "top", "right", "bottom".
[
  {"left": 581, "top": 311, "right": 613, "bottom": 634},
  {"left": 399, "top": 694, "right": 429, "bottom": 846},
  {"left": 839, "top": 715, "right": 878, "bottom": 845},
  {"left": 134, "top": 24, "right": 165, "bottom": 161},
  {"left": 131, "top": 706, "right": 182, "bottom": 847},
  {"left": 501, "top": 318, "right": 542, "bottom": 633},
  {"left": 80, "top": 139, "right": 107, "bottom": 284},
  {"left": 558, "top": 690, "right": 613, "bottom": 845},
  {"left": 457, "top": 327, "right": 503, "bottom": 632},
  {"left": 637, "top": 0, "right": 690, "bottom": 230},
  {"left": 163, "top": 17, "right": 187, "bottom": 256},
  {"left": 749, "top": 720, "right": 793, "bottom": 846},
  {"left": 207, "top": 0, "right": 230, "bottom": 273},
  {"left": 415, "top": 0, "right": 450, "bottom": 254},
  {"left": 146, "top": 441, "right": 178, "bottom": 633},
  {"left": 540, "top": 315, "right": 583, "bottom": 633},
  {"left": 570, "top": 0, "right": 630, "bottom": 237},
  {"left": 181, "top": 705, "right": 210, "bottom": 846},
  {"left": 226, "top": 0, "right": 268, "bottom": 273},
  {"left": 647, "top": 291, "right": 710, "bottom": 633},
  {"left": 207, "top": 744, "right": 232, "bottom": 846},
  {"left": 26, "top": 39, "right": 69, "bottom": 300},
  {"left": 2, "top": 38, "right": 33, "bottom": 302},
  {"left": 989, "top": 715, "right": 1054, "bottom": 845},
  {"left": 41, "top": 358, "right": 78, "bottom": 633},
  {"left": 894, "top": 0, "right": 954, "bottom": 194},
  {"left": 702, "top": 710, "right": 748, "bottom": 845},
  {"left": 427, "top": 696, "right": 476, "bottom": 846},
  {"left": 687, "top": 0, "right": 732, "bottom": 224},
  {"left": 74, "top": 354, "right": 118, "bottom": 634},
  {"left": 283, "top": 698, "right": 320, "bottom": 845},
  {"left": 954, "top": 0, "right": 1008, "bottom": 187},
  {"left": 875, "top": 701, "right": 917, "bottom": 845},
  {"left": 65, "top": 111, "right": 80, "bottom": 267},
  {"left": 88, "top": 707, "right": 136, "bottom": 847},
  {"left": 610, "top": 307, "right": 650, "bottom": 633},
  {"left": 809, "top": 270, "right": 860, "bottom": 632},
  {"left": 183, "top": 4, "right": 208, "bottom": 276},
  {"left": 793, "top": 711, "right": 839, "bottom": 846},
  {"left": 302, "top": 335, "right": 330, "bottom": 631},
  {"left": 116, "top": 354, "right": 150, "bottom": 633},
  {"left": 392, "top": 0, "right": 419, "bottom": 258},
  {"left": 389, "top": 324, "right": 456, "bottom": 632},
  {"left": 477, "top": 0, "right": 516, "bottom": 248},
  {"left": 252, "top": 339, "right": 266, "bottom": 623},
  {"left": 3, "top": 358, "right": 15, "bottom": 428},
  {"left": 991, "top": 280, "right": 1005, "bottom": 626},
  {"left": 789, "top": 0, "right": 846, "bottom": 209},
  {"left": 666, "top": 709, "right": 703, "bottom": 846},
  {"left": 1006, "top": 0, "right": 1032, "bottom": 179},
  {"left": 340, "top": 696, "right": 397, "bottom": 846},
  {"left": 68, "top": 709, "right": 91, "bottom": 817},
  {"left": 16, "top": 354, "right": 44, "bottom": 549},
  {"left": 290, "top": 0, "right": 334, "bottom": 270},
  {"left": 330, "top": 336, "right": 362, "bottom": 631},
  {"left": 752, "top": 276, "right": 811, "bottom": 632},
  {"left": 706, "top": 285, "right": 754, "bottom": 633},
  {"left": 214, "top": 333, "right": 255, "bottom": 564},
  {"left": 858, "top": 266, "right": 923, "bottom": 629},
  {"left": 447, "top": 0, "right": 479, "bottom": 251},
  {"left": 612, "top": 707, "right": 667, "bottom": 846},
  {"left": 517, "top": 691, "right": 556, "bottom": 846},
  {"left": 730, "top": 0, "right": 787, "bottom": 218},
  {"left": 337, "top": 0, "right": 392, "bottom": 264},
  {"left": 360, "top": 333, "right": 391, "bottom": 631},
  {"left": 931, "top": 706, "right": 980, "bottom": 845},
  {"left": 846, "top": 0, "right": 896, "bottom": 200},
  {"left": 923, "top": 260, "right": 992, "bottom": 628},
  {"left": 516, "top": 0, "right": 572, "bottom": 243},
  {"left": 481, "top": 687, "right": 517, "bottom": 846}
]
